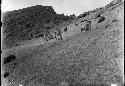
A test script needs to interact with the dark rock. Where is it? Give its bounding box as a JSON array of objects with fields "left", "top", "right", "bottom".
[
  {"left": 77, "top": 12, "right": 90, "bottom": 19},
  {"left": 4, "top": 55, "right": 16, "bottom": 64},
  {"left": 3, "top": 72, "right": 10, "bottom": 78},
  {"left": 45, "top": 31, "right": 54, "bottom": 40},
  {"left": 81, "top": 27, "right": 85, "bottom": 31},
  {"left": 96, "top": 14, "right": 101, "bottom": 19},
  {"left": 98, "top": 17, "right": 105, "bottom": 23},
  {"left": 36, "top": 33, "right": 44, "bottom": 38},
  {"left": 64, "top": 27, "right": 67, "bottom": 32},
  {"left": 112, "top": 19, "right": 118, "bottom": 22},
  {"left": 75, "top": 23, "right": 78, "bottom": 26},
  {"left": 81, "top": 20, "right": 86, "bottom": 22},
  {"left": 25, "top": 23, "right": 34, "bottom": 28},
  {"left": 46, "top": 27, "right": 51, "bottom": 29},
  {"left": 46, "top": 20, "right": 51, "bottom": 23}
]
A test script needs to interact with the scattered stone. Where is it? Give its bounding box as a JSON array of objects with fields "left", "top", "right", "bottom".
[
  {"left": 81, "top": 27, "right": 85, "bottom": 31},
  {"left": 75, "top": 23, "right": 78, "bottom": 26},
  {"left": 98, "top": 16, "right": 105, "bottom": 23},
  {"left": 46, "top": 27, "right": 51, "bottom": 29},
  {"left": 64, "top": 27, "right": 67, "bottom": 32},
  {"left": 77, "top": 12, "right": 90, "bottom": 19},
  {"left": 112, "top": 19, "right": 119, "bottom": 22},
  {"left": 36, "top": 33, "right": 44, "bottom": 38}
]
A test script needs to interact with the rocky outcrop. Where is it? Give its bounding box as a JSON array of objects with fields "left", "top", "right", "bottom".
[
  {"left": 3, "top": 55, "right": 16, "bottom": 64},
  {"left": 3, "top": 72, "right": 10, "bottom": 78}
]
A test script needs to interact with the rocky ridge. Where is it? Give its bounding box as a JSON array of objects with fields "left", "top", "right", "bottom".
[{"left": 2, "top": 5, "right": 76, "bottom": 49}]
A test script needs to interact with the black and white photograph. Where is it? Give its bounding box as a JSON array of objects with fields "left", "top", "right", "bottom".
[{"left": 1, "top": 0, "right": 124, "bottom": 86}]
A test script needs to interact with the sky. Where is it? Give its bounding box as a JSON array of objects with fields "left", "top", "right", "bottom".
[{"left": 1, "top": 0, "right": 113, "bottom": 16}]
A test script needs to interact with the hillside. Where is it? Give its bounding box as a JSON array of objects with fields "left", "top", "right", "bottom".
[
  {"left": 2, "top": 5, "right": 76, "bottom": 49},
  {"left": 1, "top": 0, "right": 124, "bottom": 86}
]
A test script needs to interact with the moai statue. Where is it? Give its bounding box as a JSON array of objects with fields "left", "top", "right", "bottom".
[
  {"left": 80, "top": 20, "right": 91, "bottom": 32},
  {"left": 54, "top": 28, "right": 62, "bottom": 40},
  {"left": 85, "top": 21, "right": 91, "bottom": 31}
]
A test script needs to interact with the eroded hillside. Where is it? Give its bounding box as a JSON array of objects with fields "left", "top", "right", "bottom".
[
  {"left": 2, "top": 5, "right": 76, "bottom": 49},
  {"left": 1, "top": 0, "right": 124, "bottom": 86}
]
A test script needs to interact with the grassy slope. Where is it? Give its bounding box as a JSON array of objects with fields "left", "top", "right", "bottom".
[{"left": 2, "top": 0, "right": 124, "bottom": 86}]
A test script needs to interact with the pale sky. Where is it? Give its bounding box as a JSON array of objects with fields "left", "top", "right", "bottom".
[{"left": 1, "top": 0, "right": 113, "bottom": 16}]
